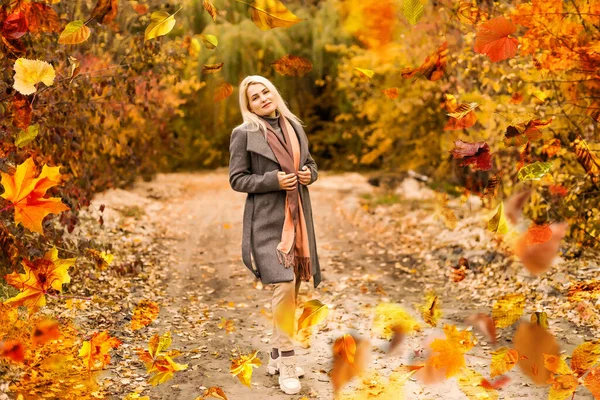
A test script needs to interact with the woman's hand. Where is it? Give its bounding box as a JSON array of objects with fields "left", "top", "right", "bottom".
[
  {"left": 297, "top": 166, "right": 311, "bottom": 185},
  {"left": 278, "top": 171, "right": 298, "bottom": 191}
]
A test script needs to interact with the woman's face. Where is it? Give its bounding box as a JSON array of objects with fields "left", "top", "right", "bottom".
[{"left": 247, "top": 83, "right": 277, "bottom": 117}]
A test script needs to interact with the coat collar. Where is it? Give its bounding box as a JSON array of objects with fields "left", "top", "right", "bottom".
[{"left": 246, "top": 117, "right": 307, "bottom": 167}]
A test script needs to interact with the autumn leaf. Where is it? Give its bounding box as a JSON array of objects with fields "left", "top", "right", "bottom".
[
  {"left": 202, "top": 386, "right": 228, "bottom": 399},
  {"left": 91, "top": 0, "right": 118, "bottom": 24},
  {"left": 423, "top": 325, "right": 474, "bottom": 379},
  {"left": 402, "top": 42, "right": 447, "bottom": 81},
  {"left": 490, "top": 347, "right": 519, "bottom": 378},
  {"left": 15, "top": 124, "right": 40, "bottom": 148},
  {"left": 4, "top": 246, "right": 76, "bottom": 312},
  {"left": 217, "top": 317, "right": 236, "bottom": 335},
  {"left": 513, "top": 321, "right": 560, "bottom": 385},
  {"left": 488, "top": 202, "right": 509, "bottom": 235},
  {"left": 568, "top": 280, "right": 600, "bottom": 303},
  {"left": 79, "top": 330, "right": 122, "bottom": 371},
  {"left": 203, "top": 0, "right": 217, "bottom": 21},
  {"left": 517, "top": 161, "right": 553, "bottom": 182},
  {"left": 492, "top": 293, "right": 525, "bottom": 328},
  {"left": 145, "top": 8, "right": 181, "bottom": 41},
  {"left": 11, "top": 93, "right": 32, "bottom": 130},
  {"left": 584, "top": 367, "right": 600, "bottom": 397},
  {"left": 455, "top": 2, "right": 488, "bottom": 25},
  {"left": 450, "top": 140, "right": 492, "bottom": 171},
  {"left": 457, "top": 368, "right": 499, "bottom": 400},
  {"left": 248, "top": 0, "right": 303, "bottom": 31},
  {"left": 474, "top": 17, "right": 519, "bottom": 62},
  {"left": 514, "top": 222, "right": 568, "bottom": 275},
  {"left": 214, "top": 82, "right": 232, "bottom": 103},
  {"left": 138, "top": 331, "right": 188, "bottom": 386},
  {"left": 0, "top": 157, "right": 70, "bottom": 234},
  {"left": 18, "top": 2, "right": 61, "bottom": 33},
  {"left": 381, "top": 87, "right": 399, "bottom": 99},
  {"left": 503, "top": 117, "right": 552, "bottom": 147},
  {"left": 372, "top": 302, "right": 421, "bottom": 344},
  {"left": 58, "top": 21, "right": 91, "bottom": 45},
  {"left": 504, "top": 189, "right": 531, "bottom": 226},
  {"left": 331, "top": 335, "right": 371, "bottom": 393},
  {"left": 201, "top": 34, "right": 218, "bottom": 49},
  {"left": 297, "top": 299, "right": 329, "bottom": 331},
  {"left": 510, "top": 92, "right": 524, "bottom": 104},
  {"left": 131, "top": 299, "right": 160, "bottom": 331},
  {"left": 0, "top": 340, "right": 25, "bottom": 363},
  {"left": 202, "top": 63, "right": 224, "bottom": 74},
  {"left": 31, "top": 318, "right": 60, "bottom": 346},
  {"left": 354, "top": 67, "right": 374, "bottom": 81},
  {"left": 12, "top": 58, "right": 56, "bottom": 95},
  {"left": 573, "top": 137, "right": 600, "bottom": 181},
  {"left": 465, "top": 313, "right": 497, "bottom": 344},
  {"left": 334, "top": 334, "right": 357, "bottom": 365},
  {"left": 3, "top": 12, "right": 28, "bottom": 39},
  {"left": 230, "top": 349, "right": 261, "bottom": 388},
  {"left": 417, "top": 292, "right": 441, "bottom": 327},
  {"left": 571, "top": 341, "right": 600, "bottom": 377},
  {"left": 530, "top": 311, "right": 549, "bottom": 329},
  {"left": 451, "top": 257, "right": 469, "bottom": 282},
  {"left": 271, "top": 54, "right": 313, "bottom": 77},
  {"left": 403, "top": 0, "right": 424, "bottom": 25}
]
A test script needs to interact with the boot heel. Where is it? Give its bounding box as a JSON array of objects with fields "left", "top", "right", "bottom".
[{"left": 267, "top": 365, "right": 279, "bottom": 375}]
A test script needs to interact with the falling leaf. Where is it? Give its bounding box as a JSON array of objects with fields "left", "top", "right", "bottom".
[
  {"left": 447, "top": 102, "right": 479, "bottom": 120},
  {"left": 203, "top": 0, "right": 217, "bottom": 21},
  {"left": 517, "top": 161, "right": 553, "bottom": 182},
  {"left": 451, "top": 257, "right": 469, "bottom": 282},
  {"left": 503, "top": 117, "right": 552, "bottom": 147},
  {"left": 271, "top": 54, "right": 313, "bottom": 76},
  {"left": 455, "top": 2, "right": 488, "bottom": 25},
  {"left": 530, "top": 311, "right": 549, "bottom": 329},
  {"left": 15, "top": 124, "right": 40, "bottom": 148},
  {"left": 492, "top": 293, "right": 525, "bottom": 328},
  {"left": 202, "top": 63, "right": 224, "bottom": 74},
  {"left": 79, "top": 331, "right": 122, "bottom": 371},
  {"left": 490, "top": 348, "right": 519, "bottom": 378},
  {"left": 510, "top": 92, "right": 524, "bottom": 104},
  {"left": 203, "top": 386, "right": 228, "bottom": 399},
  {"left": 573, "top": 137, "right": 600, "bottom": 180},
  {"left": 4, "top": 246, "right": 76, "bottom": 312},
  {"left": 230, "top": 349, "right": 261, "bottom": 388},
  {"left": 488, "top": 202, "right": 509, "bottom": 235},
  {"left": 402, "top": 42, "right": 448, "bottom": 81},
  {"left": 131, "top": 300, "right": 160, "bottom": 331},
  {"left": 331, "top": 335, "right": 371, "bottom": 393},
  {"left": 31, "top": 318, "right": 60, "bottom": 346},
  {"left": 584, "top": 367, "right": 600, "bottom": 397},
  {"left": 474, "top": 17, "right": 519, "bottom": 62},
  {"left": 297, "top": 299, "right": 329, "bottom": 331},
  {"left": 424, "top": 325, "right": 475, "bottom": 379},
  {"left": 0, "top": 340, "right": 25, "bottom": 363},
  {"left": 334, "top": 334, "right": 357, "bottom": 365},
  {"left": 513, "top": 321, "right": 560, "bottom": 385},
  {"left": 504, "top": 189, "right": 531, "bottom": 225},
  {"left": 450, "top": 140, "right": 492, "bottom": 171},
  {"left": 481, "top": 375, "right": 511, "bottom": 390},
  {"left": 0, "top": 157, "right": 70, "bottom": 234},
  {"left": 514, "top": 222, "right": 568, "bottom": 275},
  {"left": 571, "top": 341, "right": 600, "bottom": 377},
  {"left": 354, "top": 67, "right": 374, "bottom": 80},
  {"left": 248, "top": 0, "right": 303, "bottom": 31},
  {"left": 457, "top": 368, "right": 499, "bottom": 400},
  {"left": 372, "top": 302, "right": 421, "bottom": 352},
  {"left": 11, "top": 93, "right": 32, "bottom": 130},
  {"left": 217, "top": 317, "right": 236, "bottom": 335},
  {"left": 548, "top": 184, "right": 568, "bottom": 197},
  {"left": 465, "top": 313, "right": 497, "bottom": 344},
  {"left": 145, "top": 8, "right": 181, "bottom": 41},
  {"left": 201, "top": 34, "right": 218, "bottom": 49},
  {"left": 138, "top": 332, "right": 188, "bottom": 386},
  {"left": 58, "top": 21, "right": 92, "bottom": 45},
  {"left": 91, "top": 0, "right": 118, "bottom": 24},
  {"left": 12, "top": 58, "right": 56, "bottom": 95},
  {"left": 381, "top": 87, "right": 399, "bottom": 99},
  {"left": 214, "top": 82, "right": 233, "bottom": 102},
  {"left": 418, "top": 292, "right": 441, "bottom": 327},
  {"left": 403, "top": 0, "right": 424, "bottom": 25},
  {"left": 523, "top": 224, "right": 553, "bottom": 245}
]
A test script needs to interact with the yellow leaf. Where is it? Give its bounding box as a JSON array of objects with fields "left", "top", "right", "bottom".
[
  {"left": 457, "top": 368, "right": 499, "bottom": 400},
  {"left": 571, "top": 341, "right": 600, "bottom": 377},
  {"left": 297, "top": 299, "right": 329, "bottom": 331},
  {"left": 248, "top": 0, "right": 303, "bottom": 31},
  {"left": 131, "top": 300, "right": 160, "bottom": 331},
  {"left": 201, "top": 34, "right": 218, "bottom": 49},
  {"left": 144, "top": 8, "right": 181, "bottom": 41},
  {"left": 203, "top": 386, "right": 228, "bottom": 399},
  {"left": 79, "top": 331, "right": 122, "bottom": 371},
  {"left": 217, "top": 317, "right": 236, "bottom": 334},
  {"left": 488, "top": 202, "right": 509, "bottom": 235},
  {"left": 58, "top": 20, "right": 91, "bottom": 45},
  {"left": 426, "top": 325, "right": 474, "bottom": 378},
  {"left": 544, "top": 353, "right": 573, "bottom": 375},
  {"left": 547, "top": 373, "right": 578, "bottom": 400},
  {"left": 490, "top": 347, "right": 519, "bottom": 378},
  {"left": 372, "top": 302, "right": 421, "bottom": 340},
  {"left": 492, "top": 293, "right": 525, "bottom": 328},
  {"left": 417, "top": 292, "right": 441, "bottom": 327},
  {"left": 0, "top": 157, "right": 70, "bottom": 234},
  {"left": 12, "top": 58, "right": 55, "bottom": 95},
  {"left": 354, "top": 67, "right": 375, "bottom": 80},
  {"left": 530, "top": 311, "right": 549, "bottom": 329},
  {"left": 230, "top": 350, "right": 261, "bottom": 388}
]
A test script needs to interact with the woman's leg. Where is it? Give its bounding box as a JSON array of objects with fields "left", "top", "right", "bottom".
[{"left": 271, "top": 273, "right": 298, "bottom": 354}]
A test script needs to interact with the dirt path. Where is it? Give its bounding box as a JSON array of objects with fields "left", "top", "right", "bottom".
[{"left": 92, "top": 169, "right": 596, "bottom": 400}]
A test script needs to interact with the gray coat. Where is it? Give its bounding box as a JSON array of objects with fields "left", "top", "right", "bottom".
[{"left": 228, "top": 118, "right": 321, "bottom": 288}]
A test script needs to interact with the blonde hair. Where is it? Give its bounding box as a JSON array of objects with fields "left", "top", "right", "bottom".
[{"left": 236, "top": 75, "right": 305, "bottom": 140}]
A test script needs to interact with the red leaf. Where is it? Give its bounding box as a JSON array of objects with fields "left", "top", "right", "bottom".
[
  {"left": 3, "top": 12, "right": 28, "bottom": 39},
  {"left": 474, "top": 17, "right": 519, "bottom": 62},
  {"left": 481, "top": 375, "right": 511, "bottom": 390},
  {"left": 451, "top": 140, "right": 493, "bottom": 171}
]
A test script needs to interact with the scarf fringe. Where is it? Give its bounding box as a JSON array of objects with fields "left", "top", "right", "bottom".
[{"left": 277, "top": 248, "right": 312, "bottom": 282}]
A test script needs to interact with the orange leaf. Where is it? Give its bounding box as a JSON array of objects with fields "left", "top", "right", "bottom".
[
  {"left": 11, "top": 93, "right": 32, "bottom": 130},
  {"left": 513, "top": 322, "right": 560, "bottom": 385},
  {"left": 423, "top": 325, "right": 474, "bottom": 380},
  {"left": 333, "top": 334, "right": 356, "bottom": 365},
  {"left": 271, "top": 54, "right": 313, "bottom": 77},
  {"left": 465, "top": 313, "right": 497, "bottom": 344},
  {"left": 514, "top": 222, "right": 568, "bottom": 275},
  {"left": 418, "top": 292, "right": 441, "bottom": 327},
  {"left": 138, "top": 332, "right": 188, "bottom": 385},
  {"left": 474, "top": 17, "right": 519, "bottom": 62},
  {"left": 450, "top": 140, "right": 492, "bottom": 171},
  {"left": 523, "top": 224, "right": 552, "bottom": 245},
  {"left": 230, "top": 349, "right": 261, "bottom": 388},
  {"left": 204, "top": 386, "right": 228, "bottom": 399},
  {"left": 91, "top": 0, "right": 118, "bottom": 24},
  {"left": 18, "top": 2, "right": 61, "bottom": 33},
  {"left": 571, "top": 341, "right": 600, "bottom": 377},
  {"left": 584, "top": 366, "right": 600, "bottom": 397},
  {"left": 491, "top": 348, "right": 519, "bottom": 378},
  {"left": 331, "top": 336, "right": 371, "bottom": 393},
  {"left": 203, "top": 0, "right": 217, "bottom": 21},
  {"left": 214, "top": 82, "right": 233, "bottom": 103},
  {"left": 381, "top": 87, "right": 399, "bottom": 99},
  {"left": 568, "top": 280, "right": 600, "bottom": 303},
  {"left": 0, "top": 339, "right": 25, "bottom": 362},
  {"left": 79, "top": 331, "right": 122, "bottom": 371},
  {"left": 0, "top": 157, "right": 70, "bottom": 234},
  {"left": 510, "top": 92, "right": 524, "bottom": 104},
  {"left": 402, "top": 42, "right": 448, "bottom": 81},
  {"left": 202, "top": 63, "right": 224, "bottom": 74},
  {"left": 31, "top": 318, "right": 60, "bottom": 346}
]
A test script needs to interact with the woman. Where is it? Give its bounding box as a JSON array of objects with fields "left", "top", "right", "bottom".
[{"left": 228, "top": 75, "right": 321, "bottom": 395}]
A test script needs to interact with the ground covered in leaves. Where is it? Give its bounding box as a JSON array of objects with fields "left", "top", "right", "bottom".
[{"left": 5, "top": 170, "right": 598, "bottom": 400}]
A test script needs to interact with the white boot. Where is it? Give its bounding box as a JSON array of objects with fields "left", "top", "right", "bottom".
[
  {"left": 267, "top": 352, "right": 305, "bottom": 377},
  {"left": 278, "top": 356, "right": 301, "bottom": 395}
]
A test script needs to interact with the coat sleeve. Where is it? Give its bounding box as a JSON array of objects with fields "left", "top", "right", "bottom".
[
  {"left": 229, "top": 127, "right": 281, "bottom": 194},
  {"left": 301, "top": 129, "right": 318, "bottom": 185}
]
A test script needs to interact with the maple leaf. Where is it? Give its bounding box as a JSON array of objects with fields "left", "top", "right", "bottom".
[
  {"left": 0, "top": 339, "right": 25, "bottom": 363},
  {"left": 4, "top": 246, "right": 76, "bottom": 312},
  {"left": 138, "top": 331, "right": 188, "bottom": 386},
  {"left": 131, "top": 299, "right": 160, "bottom": 331},
  {"left": 423, "top": 325, "right": 474, "bottom": 379},
  {"left": 402, "top": 42, "right": 447, "bottom": 81},
  {"left": 202, "top": 386, "right": 228, "bottom": 399},
  {"left": 451, "top": 140, "right": 492, "bottom": 171},
  {"left": 79, "top": 330, "right": 122, "bottom": 371},
  {"left": 474, "top": 17, "right": 519, "bottom": 62},
  {"left": 230, "top": 349, "right": 261, "bottom": 388},
  {"left": 0, "top": 157, "right": 70, "bottom": 234}
]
